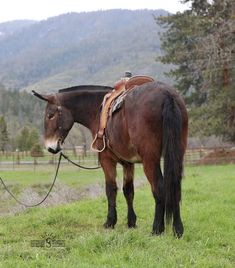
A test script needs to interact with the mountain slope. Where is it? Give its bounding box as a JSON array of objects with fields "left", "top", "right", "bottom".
[
  {"left": 0, "top": 20, "right": 36, "bottom": 39},
  {"left": 0, "top": 9, "right": 171, "bottom": 92}
]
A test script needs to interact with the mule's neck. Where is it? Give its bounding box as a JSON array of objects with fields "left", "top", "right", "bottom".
[{"left": 59, "top": 90, "right": 109, "bottom": 134}]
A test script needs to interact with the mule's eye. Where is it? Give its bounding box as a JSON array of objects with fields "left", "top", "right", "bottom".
[{"left": 47, "top": 113, "right": 55, "bottom": 120}]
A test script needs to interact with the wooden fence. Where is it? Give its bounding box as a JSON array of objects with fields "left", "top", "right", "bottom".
[
  {"left": 0, "top": 147, "right": 234, "bottom": 169},
  {"left": 184, "top": 147, "right": 235, "bottom": 165}
]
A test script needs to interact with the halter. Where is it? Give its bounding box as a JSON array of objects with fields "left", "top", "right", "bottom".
[{"left": 54, "top": 94, "right": 64, "bottom": 143}]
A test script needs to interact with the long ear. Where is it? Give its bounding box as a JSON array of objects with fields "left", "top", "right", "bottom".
[{"left": 32, "top": 90, "right": 50, "bottom": 101}]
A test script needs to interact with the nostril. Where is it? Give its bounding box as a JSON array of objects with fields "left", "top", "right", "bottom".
[{"left": 48, "top": 147, "right": 56, "bottom": 154}]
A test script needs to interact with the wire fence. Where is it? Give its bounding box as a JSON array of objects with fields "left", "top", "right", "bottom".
[{"left": 0, "top": 149, "right": 99, "bottom": 170}]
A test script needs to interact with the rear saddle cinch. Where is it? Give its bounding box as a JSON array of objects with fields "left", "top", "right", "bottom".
[{"left": 91, "top": 73, "right": 155, "bottom": 152}]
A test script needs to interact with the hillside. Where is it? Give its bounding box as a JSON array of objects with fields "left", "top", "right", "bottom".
[
  {"left": 0, "top": 20, "right": 36, "bottom": 39},
  {"left": 0, "top": 9, "right": 171, "bottom": 92}
]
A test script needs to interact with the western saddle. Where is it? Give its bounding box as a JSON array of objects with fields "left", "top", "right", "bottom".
[{"left": 91, "top": 73, "right": 155, "bottom": 152}]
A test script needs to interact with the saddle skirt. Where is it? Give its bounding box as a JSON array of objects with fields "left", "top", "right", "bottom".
[{"left": 91, "top": 75, "right": 155, "bottom": 152}]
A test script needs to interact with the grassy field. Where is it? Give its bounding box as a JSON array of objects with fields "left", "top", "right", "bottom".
[{"left": 0, "top": 164, "right": 234, "bottom": 267}]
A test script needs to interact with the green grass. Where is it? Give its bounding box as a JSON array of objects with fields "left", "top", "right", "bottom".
[
  {"left": 0, "top": 163, "right": 144, "bottom": 190},
  {"left": 0, "top": 165, "right": 234, "bottom": 267},
  {"left": 0, "top": 163, "right": 144, "bottom": 215}
]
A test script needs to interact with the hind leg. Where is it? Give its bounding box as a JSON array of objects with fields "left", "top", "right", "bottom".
[
  {"left": 122, "top": 163, "right": 137, "bottom": 228},
  {"left": 173, "top": 191, "right": 184, "bottom": 238},
  {"left": 143, "top": 161, "right": 165, "bottom": 235},
  {"left": 100, "top": 156, "right": 118, "bottom": 228}
]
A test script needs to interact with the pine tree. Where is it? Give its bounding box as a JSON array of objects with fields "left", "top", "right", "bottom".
[
  {"left": 16, "top": 127, "right": 40, "bottom": 151},
  {"left": 157, "top": 0, "right": 235, "bottom": 142},
  {"left": 0, "top": 116, "right": 9, "bottom": 151}
]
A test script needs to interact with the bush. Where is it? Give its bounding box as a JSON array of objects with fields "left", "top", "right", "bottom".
[{"left": 30, "top": 143, "right": 44, "bottom": 157}]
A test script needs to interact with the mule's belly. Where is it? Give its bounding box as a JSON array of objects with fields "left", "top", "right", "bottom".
[{"left": 108, "top": 140, "right": 142, "bottom": 163}]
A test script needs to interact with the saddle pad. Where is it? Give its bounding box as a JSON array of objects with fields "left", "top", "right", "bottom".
[{"left": 110, "top": 93, "right": 126, "bottom": 115}]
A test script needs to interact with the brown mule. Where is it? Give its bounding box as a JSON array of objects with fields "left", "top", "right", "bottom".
[{"left": 33, "top": 81, "right": 188, "bottom": 238}]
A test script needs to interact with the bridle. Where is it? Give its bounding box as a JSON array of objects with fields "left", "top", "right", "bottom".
[
  {"left": 53, "top": 94, "right": 65, "bottom": 146},
  {"left": 50, "top": 93, "right": 102, "bottom": 169},
  {"left": 57, "top": 105, "right": 64, "bottom": 145}
]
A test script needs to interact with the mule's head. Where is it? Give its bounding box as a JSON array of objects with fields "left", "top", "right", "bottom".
[{"left": 32, "top": 90, "right": 74, "bottom": 154}]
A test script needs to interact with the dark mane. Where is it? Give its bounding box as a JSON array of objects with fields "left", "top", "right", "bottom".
[{"left": 58, "top": 85, "right": 113, "bottom": 93}]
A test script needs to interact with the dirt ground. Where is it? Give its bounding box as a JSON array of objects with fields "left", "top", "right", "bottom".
[{"left": 0, "top": 178, "right": 146, "bottom": 216}]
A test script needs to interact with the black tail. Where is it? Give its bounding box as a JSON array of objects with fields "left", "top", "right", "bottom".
[{"left": 162, "top": 92, "right": 184, "bottom": 224}]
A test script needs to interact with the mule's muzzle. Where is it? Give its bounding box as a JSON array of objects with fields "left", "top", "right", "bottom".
[
  {"left": 46, "top": 139, "right": 62, "bottom": 154},
  {"left": 48, "top": 147, "right": 61, "bottom": 154}
]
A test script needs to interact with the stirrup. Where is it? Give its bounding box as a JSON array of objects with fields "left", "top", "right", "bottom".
[{"left": 91, "top": 134, "right": 106, "bottom": 153}]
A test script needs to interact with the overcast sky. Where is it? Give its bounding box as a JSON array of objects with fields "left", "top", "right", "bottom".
[{"left": 0, "top": 0, "right": 190, "bottom": 23}]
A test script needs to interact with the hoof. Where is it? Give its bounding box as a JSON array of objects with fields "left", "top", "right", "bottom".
[
  {"left": 127, "top": 214, "right": 137, "bottom": 228},
  {"left": 151, "top": 230, "right": 164, "bottom": 236},
  {"left": 173, "top": 222, "right": 184, "bottom": 238},
  {"left": 127, "top": 222, "right": 137, "bottom": 228},
  {"left": 152, "top": 226, "right": 165, "bottom": 236},
  {"left": 103, "top": 219, "right": 116, "bottom": 229},
  {"left": 152, "top": 221, "right": 165, "bottom": 236}
]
